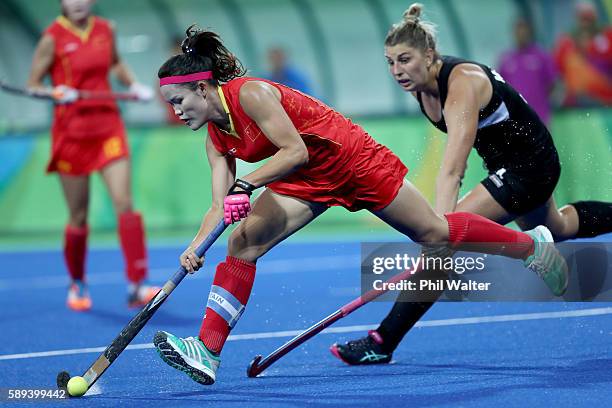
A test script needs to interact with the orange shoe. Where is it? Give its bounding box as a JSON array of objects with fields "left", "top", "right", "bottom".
[
  {"left": 128, "top": 284, "right": 160, "bottom": 308},
  {"left": 67, "top": 281, "right": 92, "bottom": 312}
]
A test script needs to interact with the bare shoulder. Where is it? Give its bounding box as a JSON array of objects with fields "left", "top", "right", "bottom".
[
  {"left": 447, "top": 63, "right": 492, "bottom": 104},
  {"left": 449, "top": 63, "right": 488, "bottom": 83},
  {"left": 239, "top": 81, "right": 281, "bottom": 114},
  {"left": 32, "top": 34, "right": 55, "bottom": 61}
]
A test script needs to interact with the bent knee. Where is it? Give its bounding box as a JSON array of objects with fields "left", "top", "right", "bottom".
[
  {"left": 227, "top": 229, "right": 266, "bottom": 262},
  {"left": 415, "top": 216, "right": 449, "bottom": 244},
  {"left": 115, "top": 201, "right": 133, "bottom": 215},
  {"left": 227, "top": 230, "right": 246, "bottom": 254}
]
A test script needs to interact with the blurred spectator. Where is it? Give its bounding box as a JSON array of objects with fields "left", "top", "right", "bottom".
[
  {"left": 498, "top": 17, "right": 557, "bottom": 124},
  {"left": 553, "top": 2, "right": 612, "bottom": 106},
  {"left": 264, "top": 47, "right": 313, "bottom": 94}
]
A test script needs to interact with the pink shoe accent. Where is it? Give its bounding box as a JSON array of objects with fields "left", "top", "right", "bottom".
[
  {"left": 329, "top": 344, "right": 349, "bottom": 364},
  {"left": 368, "top": 330, "right": 384, "bottom": 345},
  {"left": 67, "top": 283, "right": 92, "bottom": 312},
  {"left": 128, "top": 286, "right": 160, "bottom": 308}
]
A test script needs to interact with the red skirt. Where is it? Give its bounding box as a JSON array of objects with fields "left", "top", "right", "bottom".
[
  {"left": 269, "top": 136, "right": 408, "bottom": 212},
  {"left": 47, "top": 123, "right": 129, "bottom": 175}
]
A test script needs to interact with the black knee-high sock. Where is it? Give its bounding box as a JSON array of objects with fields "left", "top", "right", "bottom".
[
  {"left": 571, "top": 201, "right": 612, "bottom": 238},
  {"left": 376, "top": 257, "right": 448, "bottom": 352},
  {"left": 376, "top": 299, "right": 437, "bottom": 353}
]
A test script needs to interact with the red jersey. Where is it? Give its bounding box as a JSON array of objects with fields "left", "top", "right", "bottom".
[
  {"left": 45, "top": 16, "right": 123, "bottom": 139},
  {"left": 208, "top": 77, "right": 408, "bottom": 211},
  {"left": 554, "top": 29, "right": 612, "bottom": 105}
]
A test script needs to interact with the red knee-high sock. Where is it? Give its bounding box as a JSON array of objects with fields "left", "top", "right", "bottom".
[
  {"left": 118, "top": 211, "right": 148, "bottom": 284},
  {"left": 445, "top": 212, "right": 534, "bottom": 259},
  {"left": 64, "top": 225, "right": 88, "bottom": 281},
  {"left": 199, "top": 256, "right": 256, "bottom": 354}
]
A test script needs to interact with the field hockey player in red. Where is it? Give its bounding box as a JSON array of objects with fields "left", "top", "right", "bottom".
[
  {"left": 152, "top": 25, "right": 568, "bottom": 385},
  {"left": 27, "top": 0, "right": 157, "bottom": 311}
]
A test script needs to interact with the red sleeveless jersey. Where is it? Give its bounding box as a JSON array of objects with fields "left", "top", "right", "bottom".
[
  {"left": 208, "top": 78, "right": 408, "bottom": 211},
  {"left": 45, "top": 16, "right": 122, "bottom": 139}
]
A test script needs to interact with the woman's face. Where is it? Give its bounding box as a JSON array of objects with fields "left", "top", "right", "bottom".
[
  {"left": 384, "top": 43, "right": 432, "bottom": 92},
  {"left": 160, "top": 83, "right": 211, "bottom": 131},
  {"left": 61, "top": 0, "right": 94, "bottom": 22}
]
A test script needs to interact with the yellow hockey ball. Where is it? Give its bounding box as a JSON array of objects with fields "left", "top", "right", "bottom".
[{"left": 67, "top": 376, "right": 88, "bottom": 397}]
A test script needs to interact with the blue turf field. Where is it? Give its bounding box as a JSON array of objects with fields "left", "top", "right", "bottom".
[{"left": 1, "top": 235, "right": 612, "bottom": 407}]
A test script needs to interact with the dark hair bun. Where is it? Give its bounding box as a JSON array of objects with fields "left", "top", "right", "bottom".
[{"left": 159, "top": 24, "right": 246, "bottom": 83}]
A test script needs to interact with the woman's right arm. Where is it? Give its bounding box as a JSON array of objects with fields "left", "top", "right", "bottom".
[
  {"left": 181, "top": 136, "right": 236, "bottom": 272},
  {"left": 27, "top": 35, "right": 55, "bottom": 90}
]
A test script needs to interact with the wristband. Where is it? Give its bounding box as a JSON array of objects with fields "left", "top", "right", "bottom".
[{"left": 227, "top": 179, "right": 257, "bottom": 196}]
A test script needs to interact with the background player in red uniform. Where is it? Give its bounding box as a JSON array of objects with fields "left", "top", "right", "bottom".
[
  {"left": 27, "top": 0, "right": 157, "bottom": 311},
  {"left": 332, "top": 3, "right": 612, "bottom": 366},
  {"left": 150, "top": 26, "right": 568, "bottom": 385}
]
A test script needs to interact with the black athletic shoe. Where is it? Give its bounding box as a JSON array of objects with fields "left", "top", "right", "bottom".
[{"left": 330, "top": 330, "right": 392, "bottom": 365}]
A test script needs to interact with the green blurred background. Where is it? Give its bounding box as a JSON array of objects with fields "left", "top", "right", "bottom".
[{"left": 0, "top": 0, "right": 610, "bottom": 247}]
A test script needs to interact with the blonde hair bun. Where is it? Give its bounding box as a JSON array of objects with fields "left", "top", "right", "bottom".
[{"left": 403, "top": 3, "right": 423, "bottom": 21}]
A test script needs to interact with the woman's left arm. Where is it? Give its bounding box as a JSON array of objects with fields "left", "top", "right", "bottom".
[
  {"left": 236, "top": 81, "right": 309, "bottom": 188},
  {"left": 435, "top": 68, "right": 482, "bottom": 214}
]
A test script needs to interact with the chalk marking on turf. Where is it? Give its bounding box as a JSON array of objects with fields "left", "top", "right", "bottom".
[{"left": 1, "top": 307, "right": 611, "bottom": 361}]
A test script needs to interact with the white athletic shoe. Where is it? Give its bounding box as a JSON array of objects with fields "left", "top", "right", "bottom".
[{"left": 524, "top": 226, "right": 569, "bottom": 296}]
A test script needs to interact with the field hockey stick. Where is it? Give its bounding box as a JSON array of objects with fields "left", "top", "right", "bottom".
[
  {"left": 56, "top": 219, "right": 228, "bottom": 394},
  {"left": 246, "top": 263, "right": 423, "bottom": 377},
  {"left": 0, "top": 80, "right": 139, "bottom": 101}
]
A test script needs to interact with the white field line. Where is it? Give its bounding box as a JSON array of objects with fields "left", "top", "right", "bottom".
[{"left": 1, "top": 307, "right": 611, "bottom": 361}]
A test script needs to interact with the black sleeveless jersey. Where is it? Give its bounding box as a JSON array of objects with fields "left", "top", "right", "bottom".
[{"left": 416, "top": 56, "right": 558, "bottom": 173}]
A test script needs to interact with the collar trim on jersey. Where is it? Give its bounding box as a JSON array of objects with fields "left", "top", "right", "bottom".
[
  {"left": 217, "top": 86, "right": 239, "bottom": 138},
  {"left": 57, "top": 15, "right": 94, "bottom": 42}
]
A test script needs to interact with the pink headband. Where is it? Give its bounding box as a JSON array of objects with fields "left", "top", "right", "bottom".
[{"left": 159, "top": 71, "right": 214, "bottom": 86}]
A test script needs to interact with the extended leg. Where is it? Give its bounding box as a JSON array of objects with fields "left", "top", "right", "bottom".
[{"left": 155, "top": 190, "right": 326, "bottom": 385}]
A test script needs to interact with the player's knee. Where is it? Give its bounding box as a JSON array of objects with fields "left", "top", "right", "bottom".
[
  {"left": 226, "top": 231, "right": 240, "bottom": 253},
  {"left": 418, "top": 228, "right": 447, "bottom": 245},
  {"left": 416, "top": 218, "right": 449, "bottom": 244},
  {"left": 547, "top": 224, "right": 568, "bottom": 241},
  {"left": 69, "top": 210, "right": 88, "bottom": 227},
  {"left": 537, "top": 206, "right": 577, "bottom": 241},
  {"left": 227, "top": 230, "right": 265, "bottom": 262},
  {"left": 113, "top": 198, "right": 133, "bottom": 215}
]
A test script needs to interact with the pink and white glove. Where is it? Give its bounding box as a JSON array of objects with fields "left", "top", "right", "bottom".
[
  {"left": 224, "top": 194, "right": 251, "bottom": 224},
  {"left": 129, "top": 82, "right": 154, "bottom": 102},
  {"left": 52, "top": 85, "right": 79, "bottom": 104}
]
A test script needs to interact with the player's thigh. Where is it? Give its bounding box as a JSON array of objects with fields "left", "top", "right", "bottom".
[
  {"left": 59, "top": 173, "right": 90, "bottom": 215},
  {"left": 372, "top": 179, "right": 448, "bottom": 243},
  {"left": 228, "top": 189, "right": 327, "bottom": 261},
  {"left": 456, "top": 183, "right": 514, "bottom": 225},
  {"left": 99, "top": 158, "right": 132, "bottom": 212}
]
